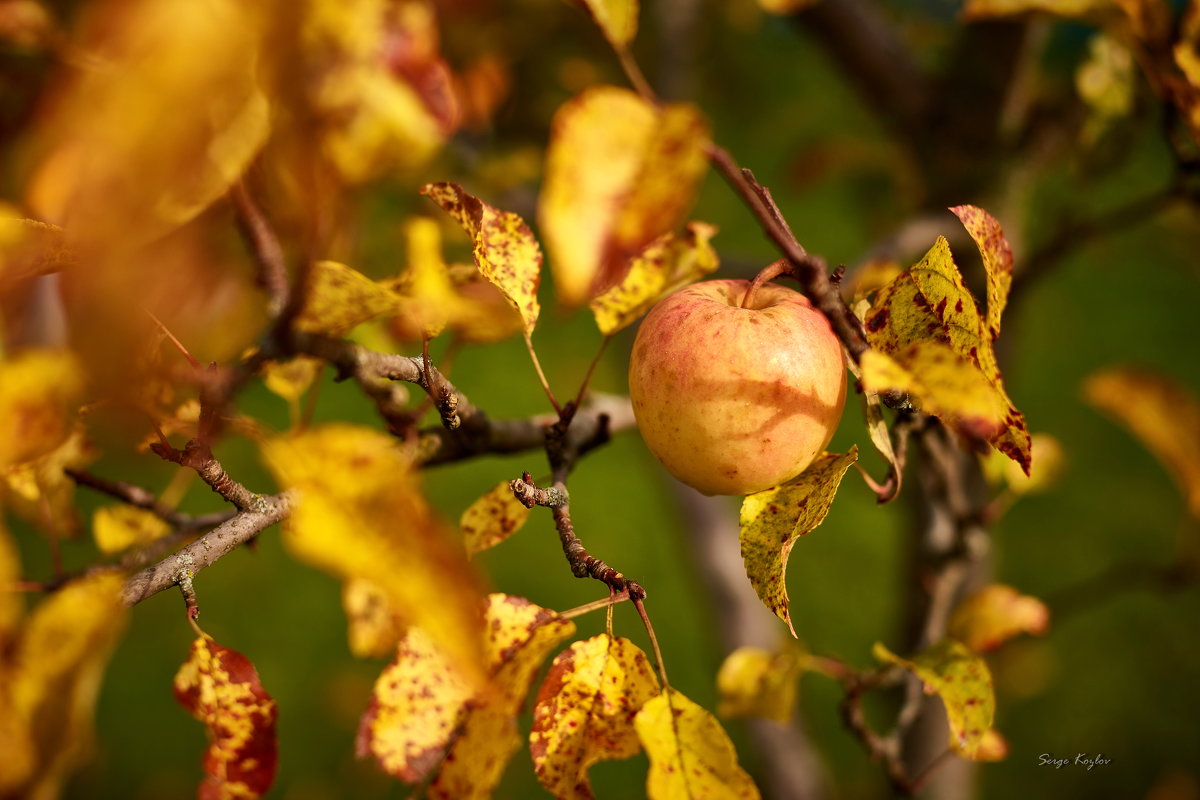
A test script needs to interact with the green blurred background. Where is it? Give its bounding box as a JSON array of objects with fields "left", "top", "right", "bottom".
[{"left": 5, "top": 0, "right": 1199, "bottom": 797}]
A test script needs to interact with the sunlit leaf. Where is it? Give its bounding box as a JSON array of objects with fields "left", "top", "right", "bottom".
[
  {"left": 1, "top": 424, "right": 95, "bottom": 537},
  {"left": 873, "top": 639, "right": 995, "bottom": 757},
  {"left": 92, "top": 505, "right": 171, "bottom": 555},
  {"left": 716, "top": 644, "right": 804, "bottom": 723},
  {"left": 539, "top": 87, "right": 710, "bottom": 305},
  {"left": 589, "top": 222, "right": 719, "bottom": 336},
  {"left": 969, "top": 729, "right": 1010, "bottom": 762},
  {"left": 960, "top": 0, "right": 1170, "bottom": 44},
  {"left": 529, "top": 634, "right": 660, "bottom": 799},
  {"left": 983, "top": 432, "right": 1066, "bottom": 495},
  {"left": 302, "top": 0, "right": 458, "bottom": 182},
  {"left": 844, "top": 332, "right": 902, "bottom": 503},
  {"left": 293, "top": 260, "right": 403, "bottom": 337},
  {"left": 27, "top": 0, "right": 269, "bottom": 243},
  {"left": 948, "top": 584, "right": 1050, "bottom": 653},
  {"left": 0, "top": 349, "right": 84, "bottom": 468},
  {"left": 949, "top": 205, "right": 1012, "bottom": 340},
  {"left": 342, "top": 578, "right": 405, "bottom": 659},
  {"left": 635, "top": 688, "right": 760, "bottom": 800},
  {"left": 263, "top": 356, "right": 323, "bottom": 405},
  {"left": 397, "top": 216, "right": 457, "bottom": 339},
  {"left": 174, "top": 636, "right": 278, "bottom": 800},
  {"left": 6, "top": 572, "right": 127, "bottom": 799},
  {"left": 1084, "top": 367, "right": 1200, "bottom": 517},
  {"left": 261, "top": 424, "right": 487, "bottom": 686},
  {"left": 461, "top": 481, "right": 533, "bottom": 556},
  {"left": 0, "top": 216, "right": 74, "bottom": 286},
  {"left": 576, "top": 0, "right": 638, "bottom": 47},
  {"left": 359, "top": 595, "right": 576, "bottom": 796},
  {"left": 1077, "top": 35, "right": 1137, "bottom": 144},
  {"left": 863, "top": 236, "right": 1030, "bottom": 473},
  {"left": 740, "top": 448, "right": 858, "bottom": 636},
  {"left": 756, "top": 0, "right": 820, "bottom": 14},
  {"left": 422, "top": 182, "right": 543, "bottom": 334}
]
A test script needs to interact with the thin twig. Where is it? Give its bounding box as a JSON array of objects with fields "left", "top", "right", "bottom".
[
  {"left": 231, "top": 180, "right": 290, "bottom": 316},
  {"left": 634, "top": 597, "right": 669, "bottom": 689}
]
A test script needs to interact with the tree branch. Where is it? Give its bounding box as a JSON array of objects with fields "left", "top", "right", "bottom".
[
  {"left": 231, "top": 180, "right": 290, "bottom": 317},
  {"left": 121, "top": 492, "right": 293, "bottom": 607}
]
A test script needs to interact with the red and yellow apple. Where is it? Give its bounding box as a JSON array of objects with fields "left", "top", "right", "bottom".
[{"left": 628, "top": 279, "right": 847, "bottom": 496}]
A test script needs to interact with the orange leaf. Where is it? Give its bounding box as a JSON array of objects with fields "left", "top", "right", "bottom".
[
  {"left": 1084, "top": 366, "right": 1200, "bottom": 517},
  {"left": 422, "top": 182, "right": 543, "bottom": 334},
  {"left": 174, "top": 637, "right": 278, "bottom": 800},
  {"left": 460, "top": 480, "right": 533, "bottom": 556},
  {"left": 634, "top": 688, "right": 760, "bottom": 800},
  {"left": 539, "top": 87, "right": 709, "bottom": 305},
  {"left": 874, "top": 639, "right": 995, "bottom": 757},
  {"left": 261, "top": 425, "right": 487, "bottom": 687},
  {"left": 948, "top": 584, "right": 1050, "bottom": 653},
  {"left": 739, "top": 448, "right": 858, "bottom": 636},
  {"left": 529, "top": 634, "right": 660, "bottom": 798}
]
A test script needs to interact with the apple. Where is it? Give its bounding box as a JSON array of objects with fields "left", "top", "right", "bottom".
[{"left": 628, "top": 278, "right": 847, "bottom": 496}]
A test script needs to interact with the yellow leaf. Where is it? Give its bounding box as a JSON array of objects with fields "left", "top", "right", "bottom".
[
  {"left": 949, "top": 205, "right": 1013, "bottom": 340},
  {"left": 716, "top": 644, "right": 804, "bottom": 723},
  {"left": 0, "top": 216, "right": 74, "bottom": 286},
  {"left": 740, "top": 449, "right": 858, "bottom": 636},
  {"left": 635, "top": 688, "right": 760, "bottom": 800},
  {"left": 968, "top": 729, "right": 1010, "bottom": 762},
  {"left": 6, "top": 572, "right": 127, "bottom": 799},
  {"left": 863, "top": 237, "right": 1030, "bottom": 473},
  {"left": 948, "top": 584, "right": 1050, "bottom": 653},
  {"left": 756, "top": 0, "right": 820, "bottom": 13},
  {"left": 983, "top": 432, "right": 1066, "bottom": 495},
  {"left": 92, "top": 505, "right": 171, "bottom": 555},
  {"left": 873, "top": 639, "right": 995, "bottom": 757},
  {"left": 293, "top": 260, "right": 403, "bottom": 337},
  {"left": 357, "top": 625, "right": 474, "bottom": 781},
  {"left": 422, "top": 182, "right": 543, "bottom": 334},
  {"left": 430, "top": 595, "right": 576, "bottom": 800},
  {"left": 174, "top": 636, "right": 278, "bottom": 799},
  {"left": 0, "top": 349, "right": 84, "bottom": 468},
  {"left": 589, "top": 221, "right": 719, "bottom": 336},
  {"left": 576, "top": 0, "right": 638, "bottom": 47},
  {"left": 529, "top": 634, "right": 660, "bottom": 798},
  {"left": 961, "top": 0, "right": 1169, "bottom": 44},
  {"left": 343, "top": 578, "right": 405, "bottom": 659},
  {"left": 460, "top": 481, "right": 533, "bottom": 556},
  {"left": 1084, "top": 367, "right": 1200, "bottom": 517},
  {"left": 261, "top": 424, "right": 487, "bottom": 686},
  {"left": 302, "top": 0, "right": 457, "bottom": 182},
  {"left": 27, "top": 0, "right": 269, "bottom": 243},
  {"left": 1, "top": 423, "right": 95, "bottom": 537},
  {"left": 861, "top": 344, "right": 1008, "bottom": 441},
  {"left": 539, "top": 87, "right": 710, "bottom": 305},
  {"left": 845, "top": 336, "right": 902, "bottom": 502},
  {"left": 398, "top": 216, "right": 457, "bottom": 339},
  {"left": 263, "top": 356, "right": 323, "bottom": 404},
  {"left": 359, "top": 595, "right": 576, "bottom": 795}
]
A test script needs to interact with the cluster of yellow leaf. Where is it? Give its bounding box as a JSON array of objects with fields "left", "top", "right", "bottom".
[
  {"left": 261, "top": 424, "right": 488, "bottom": 685},
  {"left": 739, "top": 448, "right": 859, "bottom": 635},
  {"left": 0, "top": 565, "right": 127, "bottom": 798},
  {"left": 174, "top": 636, "right": 278, "bottom": 799},
  {"left": 861, "top": 206, "right": 1031, "bottom": 473},
  {"left": 359, "top": 598, "right": 759, "bottom": 800}
]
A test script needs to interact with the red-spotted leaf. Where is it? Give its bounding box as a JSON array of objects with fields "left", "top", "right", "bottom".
[
  {"left": 358, "top": 595, "right": 576, "bottom": 797},
  {"left": 174, "top": 637, "right": 278, "bottom": 800},
  {"left": 529, "top": 634, "right": 660, "bottom": 799},
  {"left": 1084, "top": 366, "right": 1200, "bottom": 517},
  {"left": 716, "top": 644, "right": 804, "bottom": 723},
  {"left": 422, "top": 182, "right": 542, "bottom": 334},
  {"left": 948, "top": 585, "right": 1050, "bottom": 653},
  {"left": 589, "top": 221, "right": 719, "bottom": 336},
  {"left": 576, "top": 0, "right": 638, "bottom": 47},
  {"left": 863, "top": 236, "right": 1030, "bottom": 473},
  {"left": 739, "top": 448, "right": 858, "bottom": 636},
  {"left": 342, "top": 578, "right": 406, "bottom": 659},
  {"left": 949, "top": 205, "right": 1013, "bottom": 339},
  {"left": 873, "top": 639, "right": 995, "bottom": 757},
  {"left": 460, "top": 480, "right": 533, "bottom": 556},
  {"left": 634, "top": 688, "right": 760, "bottom": 800},
  {"left": 539, "top": 87, "right": 709, "bottom": 305}
]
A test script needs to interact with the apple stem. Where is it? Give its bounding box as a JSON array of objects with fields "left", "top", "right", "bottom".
[{"left": 741, "top": 258, "right": 792, "bottom": 309}]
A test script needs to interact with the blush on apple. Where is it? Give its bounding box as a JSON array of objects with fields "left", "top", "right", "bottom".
[{"left": 628, "top": 278, "right": 847, "bottom": 496}]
